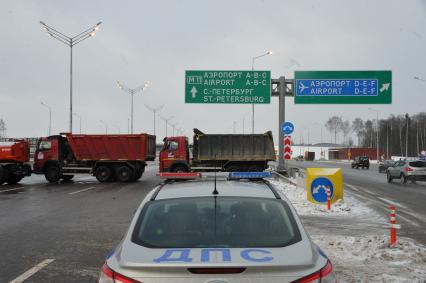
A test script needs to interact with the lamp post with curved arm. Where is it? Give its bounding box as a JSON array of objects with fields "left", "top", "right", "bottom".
[{"left": 40, "top": 21, "right": 102, "bottom": 133}]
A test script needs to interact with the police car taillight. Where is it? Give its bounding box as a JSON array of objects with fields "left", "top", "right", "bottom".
[
  {"left": 98, "top": 263, "right": 142, "bottom": 283},
  {"left": 291, "top": 260, "right": 337, "bottom": 283}
]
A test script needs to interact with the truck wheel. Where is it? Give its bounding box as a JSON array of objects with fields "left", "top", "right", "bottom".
[
  {"left": 172, "top": 165, "right": 188, "bottom": 173},
  {"left": 45, "top": 166, "right": 61, "bottom": 183},
  {"left": 134, "top": 168, "right": 143, "bottom": 181},
  {"left": 61, "top": 175, "right": 74, "bottom": 181},
  {"left": 6, "top": 175, "right": 23, "bottom": 185},
  {"left": 0, "top": 166, "right": 9, "bottom": 185},
  {"left": 95, "top": 166, "right": 112, "bottom": 183},
  {"left": 23, "top": 164, "right": 32, "bottom": 176},
  {"left": 116, "top": 166, "right": 134, "bottom": 182}
]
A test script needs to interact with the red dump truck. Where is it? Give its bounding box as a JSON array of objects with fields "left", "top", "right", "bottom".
[
  {"left": 33, "top": 133, "right": 156, "bottom": 183},
  {"left": 159, "top": 128, "right": 275, "bottom": 173},
  {"left": 0, "top": 141, "right": 32, "bottom": 185}
]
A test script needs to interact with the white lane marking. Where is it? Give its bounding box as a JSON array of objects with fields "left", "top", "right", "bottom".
[
  {"left": 345, "top": 183, "right": 420, "bottom": 227},
  {"left": 0, "top": 187, "right": 24, "bottom": 193},
  {"left": 68, "top": 186, "right": 96, "bottom": 195},
  {"left": 9, "top": 258, "right": 55, "bottom": 283},
  {"left": 377, "top": 197, "right": 408, "bottom": 209}
]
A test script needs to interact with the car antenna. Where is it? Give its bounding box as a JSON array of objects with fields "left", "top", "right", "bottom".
[{"left": 212, "top": 154, "right": 219, "bottom": 195}]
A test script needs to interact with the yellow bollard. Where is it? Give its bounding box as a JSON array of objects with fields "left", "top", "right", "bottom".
[{"left": 306, "top": 168, "right": 343, "bottom": 205}]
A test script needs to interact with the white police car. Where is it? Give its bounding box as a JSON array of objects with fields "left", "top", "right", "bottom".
[{"left": 98, "top": 172, "right": 337, "bottom": 283}]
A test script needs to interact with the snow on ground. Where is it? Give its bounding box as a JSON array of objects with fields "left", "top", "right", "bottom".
[
  {"left": 312, "top": 234, "right": 426, "bottom": 283},
  {"left": 270, "top": 177, "right": 426, "bottom": 283},
  {"left": 269, "top": 178, "right": 375, "bottom": 217}
]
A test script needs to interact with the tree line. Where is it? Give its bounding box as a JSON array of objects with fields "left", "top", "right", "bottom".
[{"left": 325, "top": 112, "right": 426, "bottom": 157}]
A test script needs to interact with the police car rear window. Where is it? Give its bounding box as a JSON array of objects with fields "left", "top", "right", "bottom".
[{"left": 132, "top": 197, "right": 301, "bottom": 248}]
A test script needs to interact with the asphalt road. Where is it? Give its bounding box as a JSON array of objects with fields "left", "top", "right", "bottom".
[
  {"left": 288, "top": 160, "right": 426, "bottom": 245},
  {"left": 1, "top": 161, "right": 425, "bottom": 282},
  {"left": 0, "top": 164, "right": 161, "bottom": 283}
]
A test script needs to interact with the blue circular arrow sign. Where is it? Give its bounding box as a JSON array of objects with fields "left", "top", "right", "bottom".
[
  {"left": 281, "top": 122, "right": 294, "bottom": 135},
  {"left": 310, "top": 177, "right": 334, "bottom": 203}
]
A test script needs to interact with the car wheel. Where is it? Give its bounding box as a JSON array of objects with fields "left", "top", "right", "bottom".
[
  {"left": 45, "top": 166, "right": 61, "bottom": 183},
  {"left": 366, "top": 166, "right": 369, "bottom": 170},
  {"left": 116, "top": 165, "right": 134, "bottom": 182},
  {"left": 411, "top": 178, "right": 416, "bottom": 184},
  {"left": 95, "top": 165, "right": 112, "bottom": 182},
  {"left": 400, "top": 173, "right": 407, "bottom": 184},
  {"left": 387, "top": 172, "right": 393, "bottom": 183}
]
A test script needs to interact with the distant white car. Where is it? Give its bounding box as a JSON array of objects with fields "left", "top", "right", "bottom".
[{"left": 98, "top": 172, "right": 337, "bottom": 283}]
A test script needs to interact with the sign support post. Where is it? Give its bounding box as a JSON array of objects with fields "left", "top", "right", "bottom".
[
  {"left": 278, "top": 76, "right": 286, "bottom": 171},
  {"left": 273, "top": 77, "right": 293, "bottom": 172}
]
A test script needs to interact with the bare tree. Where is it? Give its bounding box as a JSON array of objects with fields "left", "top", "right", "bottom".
[
  {"left": 341, "top": 120, "right": 351, "bottom": 145},
  {"left": 325, "top": 116, "right": 343, "bottom": 144},
  {"left": 352, "top": 118, "right": 364, "bottom": 146}
]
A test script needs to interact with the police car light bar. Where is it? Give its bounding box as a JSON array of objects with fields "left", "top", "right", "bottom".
[
  {"left": 157, "top": 172, "right": 202, "bottom": 179},
  {"left": 228, "top": 172, "right": 272, "bottom": 179}
]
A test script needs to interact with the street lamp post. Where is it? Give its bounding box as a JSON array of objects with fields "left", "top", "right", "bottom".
[
  {"left": 369, "top": 108, "right": 380, "bottom": 161},
  {"left": 159, "top": 115, "right": 174, "bottom": 137},
  {"left": 251, "top": 50, "right": 272, "bottom": 134},
  {"left": 40, "top": 21, "right": 102, "bottom": 133},
  {"left": 117, "top": 80, "right": 150, "bottom": 134},
  {"left": 100, "top": 120, "right": 108, "bottom": 134},
  {"left": 144, "top": 104, "right": 164, "bottom": 136},
  {"left": 40, "top": 101, "right": 52, "bottom": 136}
]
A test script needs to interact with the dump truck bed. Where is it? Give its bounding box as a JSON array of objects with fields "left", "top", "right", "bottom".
[
  {"left": 64, "top": 134, "right": 156, "bottom": 162},
  {"left": 192, "top": 128, "right": 275, "bottom": 162}
]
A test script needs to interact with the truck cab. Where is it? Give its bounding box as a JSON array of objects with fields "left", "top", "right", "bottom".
[
  {"left": 159, "top": 137, "right": 190, "bottom": 172},
  {"left": 33, "top": 135, "right": 72, "bottom": 174}
]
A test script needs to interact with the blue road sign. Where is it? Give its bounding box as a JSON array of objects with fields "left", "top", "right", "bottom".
[
  {"left": 282, "top": 122, "right": 294, "bottom": 135},
  {"left": 310, "top": 177, "right": 334, "bottom": 203},
  {"left": 296, "top": 79, "right": 379, "bottom": 97}
]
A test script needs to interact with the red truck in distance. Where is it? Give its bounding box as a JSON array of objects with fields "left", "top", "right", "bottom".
[
  {"left": 159, "top": 128, "right": 275, "bottom": 173},
  {"left": 0, "top": 141, "right": 32, "bottom": 185},
  {"left": 33, "top": 133, "right": 156, "bottom": 183}
]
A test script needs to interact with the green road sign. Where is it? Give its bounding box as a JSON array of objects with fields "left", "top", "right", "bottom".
[
  {"left": 185, "top": 70, "right": 271, "bottom": 104},
  {"left": 294, "top": 70, "right": 392, "bottom": 104}
]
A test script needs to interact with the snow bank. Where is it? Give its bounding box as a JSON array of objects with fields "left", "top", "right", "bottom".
[
  {"left": 269, "top": 179, "right": 374, "bottom": 217},
  {"left": 312, "top": 234, "right": 426, "bottom": 283}
]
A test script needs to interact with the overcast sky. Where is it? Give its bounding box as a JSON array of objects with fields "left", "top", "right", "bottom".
[{"left": 1, "top": 0, "right": 425, "bottom": 144}]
